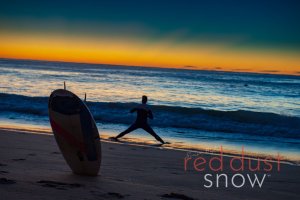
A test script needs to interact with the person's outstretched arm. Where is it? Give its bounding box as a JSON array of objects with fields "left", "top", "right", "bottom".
[
  {"left": 130, "top": 108, "right": 137, "bottom": 113},
  {"left": 148, "top": 110, "right": 153, "bottom": 119}
]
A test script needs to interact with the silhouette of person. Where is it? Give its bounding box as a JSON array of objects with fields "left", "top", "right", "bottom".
[{"left": 112, "top": 95, "right": 165, "bottom": 144}]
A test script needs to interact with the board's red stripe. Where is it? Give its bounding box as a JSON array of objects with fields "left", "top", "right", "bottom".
[{"left": 50, "top": 118, "right": 85, "bottom": 152}]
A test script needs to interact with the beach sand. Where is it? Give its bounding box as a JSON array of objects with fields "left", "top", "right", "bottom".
[{"left": 0, "top": 128, "right": 299, "bottom": 200}]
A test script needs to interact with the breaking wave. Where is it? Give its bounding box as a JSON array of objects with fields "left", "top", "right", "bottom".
[{"left": 1, "top": 93, "right": 299, "bottom": 139}]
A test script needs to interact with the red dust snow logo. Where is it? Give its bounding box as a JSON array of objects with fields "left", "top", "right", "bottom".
[{"left": 184, "top": 146, "right": 281, "bottom": 188}]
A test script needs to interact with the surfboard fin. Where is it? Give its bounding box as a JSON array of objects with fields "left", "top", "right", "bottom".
[
  {"left": 63, "top": 81, "right": 66, "bottom": 90},
  {"left": 84, "top": 93, "right": 87, "bottom": 102}
]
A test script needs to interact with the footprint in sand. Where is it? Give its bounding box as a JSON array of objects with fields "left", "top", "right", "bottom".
[
  {"left": 90, "top": 191, "right": 129, "bottom": 199},
  {"left": 0, "top": 163, "right": 8, "bottom": 167},
  {"left": 28, "top": 153, "right": 36, "bottom": 156},
  {"left": 160, "top": 193, "right": 197, "bottom": 200},
  {"left": 37, "top": 180, "right": 83, "bottom": 190},
  {"left": 11, "top": 158, "right": 26, "bottom": 161},
  {"left": 0, "top": 178, "right": 16, "bottom": 185},
  {"left": 113, "top": 178, "right": 125, "bottom": 182},
  {"left": 0, "top": 170, "right": 9, "bottom": 174},
  {"left": 107, "top": 192, "right": 128, "bottom": 199}
]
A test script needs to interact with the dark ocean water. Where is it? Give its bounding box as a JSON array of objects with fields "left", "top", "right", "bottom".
[{"left": 1, "top": 59, "right": 299, "bottom": 161}]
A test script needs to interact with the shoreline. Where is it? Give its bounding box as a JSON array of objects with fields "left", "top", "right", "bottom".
[{"left": 0, "top": 124, "right": 299, "bottom": 166}]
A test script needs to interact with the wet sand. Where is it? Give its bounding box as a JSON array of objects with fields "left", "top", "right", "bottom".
[{"left": 0, "top": 128, "right": 299, "bottom": 200}]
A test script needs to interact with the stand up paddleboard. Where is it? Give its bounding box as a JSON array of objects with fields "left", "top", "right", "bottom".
[{"left": 48, "top": 86, "right": 101, "bottom": 176}]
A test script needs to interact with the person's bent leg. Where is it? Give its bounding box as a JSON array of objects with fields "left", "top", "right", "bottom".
[
  {"left": 142, "top": 124, "right": 165, "bottom": 144},
  {"left": 116, "top": 123, "right": 138, "bottom": 139}
]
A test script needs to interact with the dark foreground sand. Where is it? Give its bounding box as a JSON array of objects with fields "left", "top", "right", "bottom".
[{"left": 0, "top": 128, "right": 299, "bottom": 200}]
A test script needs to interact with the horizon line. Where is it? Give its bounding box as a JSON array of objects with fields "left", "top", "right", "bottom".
[{"left": 0, "top": 57, "right": 299, "bottom": 77}]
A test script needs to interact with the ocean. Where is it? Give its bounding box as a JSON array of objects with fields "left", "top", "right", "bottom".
[{"left": 0, "top": 58, "right": 300, "bottom": 162}]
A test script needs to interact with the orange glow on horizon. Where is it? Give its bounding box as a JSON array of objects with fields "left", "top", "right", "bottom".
[{"left": 0, "top": 32, "right": 299, "bottom": 75}]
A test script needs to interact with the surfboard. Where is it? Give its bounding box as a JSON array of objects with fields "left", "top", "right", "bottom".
[{"left": 48, "top": 89, "right": 101, "bottom": 176}]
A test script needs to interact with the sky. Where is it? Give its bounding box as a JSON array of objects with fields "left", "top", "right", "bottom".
[{"left": 0, "top": 0, "right": 300, "bottom": 75}]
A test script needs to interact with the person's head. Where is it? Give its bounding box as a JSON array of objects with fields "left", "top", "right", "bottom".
[{"left": 142, "top": 95, "right": 148, "bottom": 104}]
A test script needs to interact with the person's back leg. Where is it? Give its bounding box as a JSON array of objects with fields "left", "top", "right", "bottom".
[
  {"left": 115, "top": 123, "right": 138, "bottom": 139},
  {"left": 142, "top": 124, "right": 165, "bottom": 144}
]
